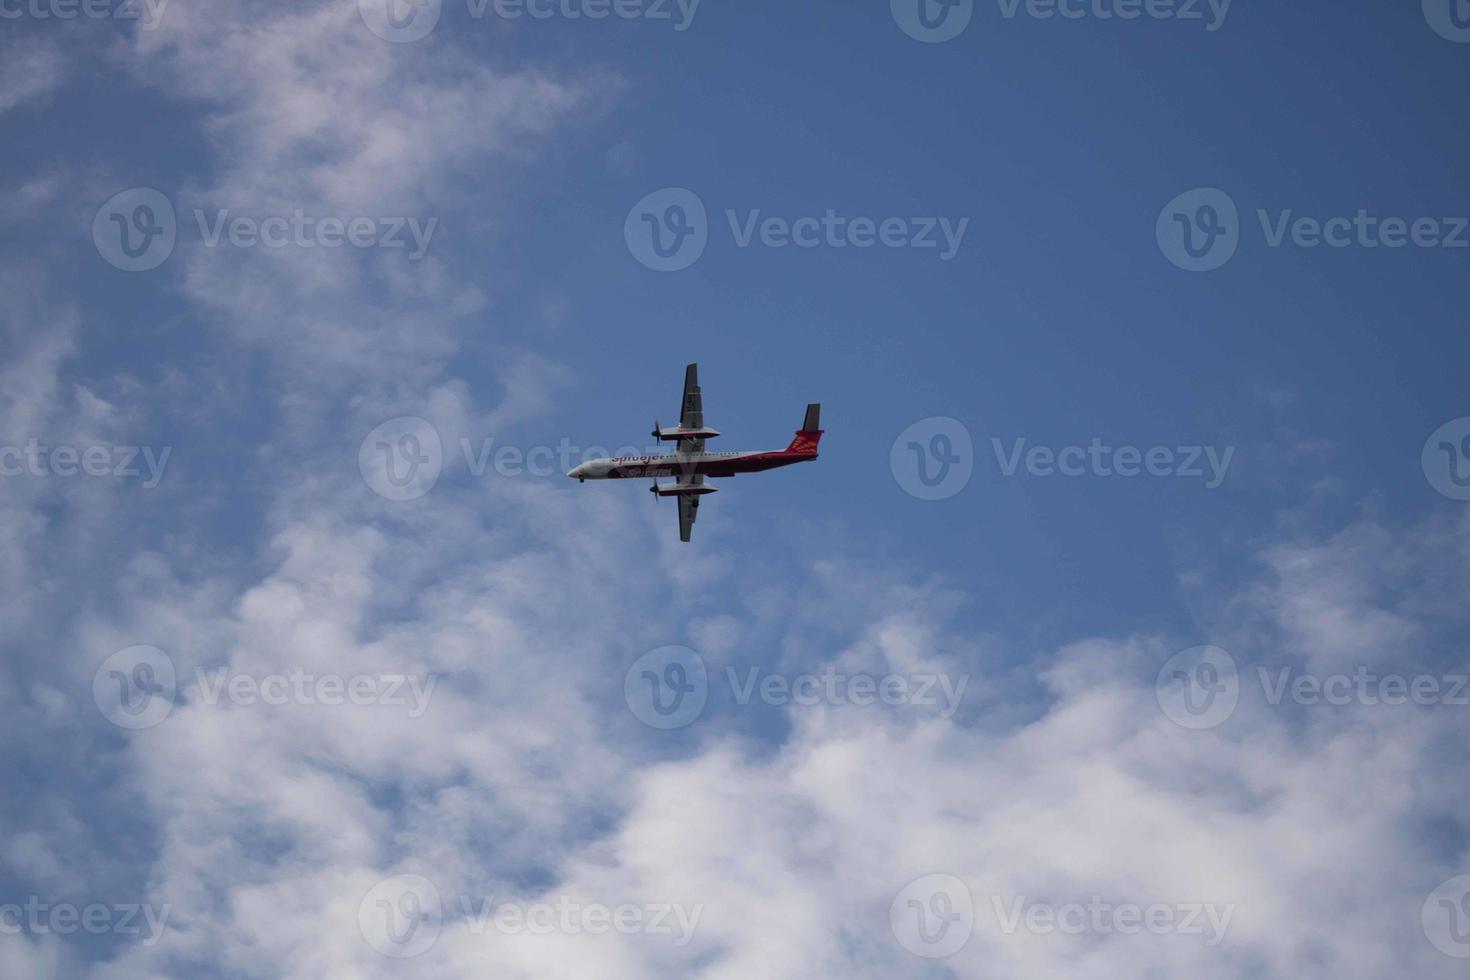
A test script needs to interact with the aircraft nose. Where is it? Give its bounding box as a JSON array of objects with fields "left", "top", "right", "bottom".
[{"left": 567, "top": 464, "right": 584, "bottom": 479}]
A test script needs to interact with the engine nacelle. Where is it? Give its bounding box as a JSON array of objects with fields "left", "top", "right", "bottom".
[
  {"left": 651, "top": 483, "right": 719, "bottom": 497},
  {"left": 653, "top": 426, "right": 721, "bottom": 441}
]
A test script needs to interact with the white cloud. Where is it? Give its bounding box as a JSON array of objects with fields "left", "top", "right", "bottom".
[
  {"left": 124, "top": 0, "right": 610, "bottom": 387},
  {"left": 49, "top": 500, "right": 1465, "bottom": 979},
  {"left": 0, "top": 39, "right": 65, "bottom": 116}
]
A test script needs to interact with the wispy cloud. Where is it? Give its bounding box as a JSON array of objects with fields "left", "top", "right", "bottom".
[{"left": 0, "top": 39, "right": 66, "bottom": 116}]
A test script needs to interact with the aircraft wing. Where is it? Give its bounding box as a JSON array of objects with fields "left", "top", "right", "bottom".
[
  {"left": 678, "top": 363, "right": 706, "bottom": 454},
  {"left": 678, "top": 475, "right": 704, "bottom": 542}
]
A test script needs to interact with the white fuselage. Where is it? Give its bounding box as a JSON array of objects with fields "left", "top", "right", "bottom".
[{"left": 569, "top": 450, "right": 768, "bottom": 480}]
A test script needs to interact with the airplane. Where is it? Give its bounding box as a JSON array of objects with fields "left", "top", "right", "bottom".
[{"left": 568, "top": 363, "right": 822, "bottom": 542}]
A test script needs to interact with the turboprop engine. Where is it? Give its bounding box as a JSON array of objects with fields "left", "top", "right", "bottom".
[
  {"left": 650, "top": 482, "right": 718, "bottom": 497},
  {"left": 651, "top": 418, "right": 722, "bottom": 441}
]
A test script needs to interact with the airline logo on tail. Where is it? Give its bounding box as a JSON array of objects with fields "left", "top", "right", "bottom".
[{"left": 787, "top": 404, "right": 824, "bottom": 456}]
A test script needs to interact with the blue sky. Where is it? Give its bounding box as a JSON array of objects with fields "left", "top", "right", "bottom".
[{"left": 2, "top": 1, "right": 1470, "bottom": 977}]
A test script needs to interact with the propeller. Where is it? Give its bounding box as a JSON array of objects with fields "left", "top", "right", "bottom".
[
  {"left": 651, "top": 418, "right": 662, "bottom": 440},
  {"left": 649, "top": 478, "right": 661, "bottom": 496}
]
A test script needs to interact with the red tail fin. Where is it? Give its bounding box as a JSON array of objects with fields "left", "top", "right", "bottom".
[{"left": 786, "top": 403, "right": 823, "bottom": 455}]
